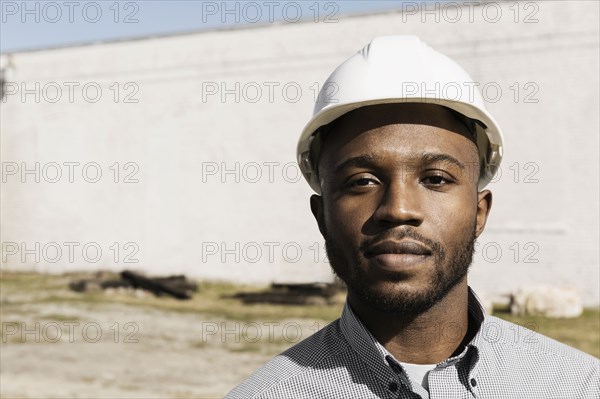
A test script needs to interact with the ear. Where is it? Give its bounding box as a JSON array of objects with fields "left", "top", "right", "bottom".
[
  {"left": 475, "top": 190, "right": 493, "bottom": 238},
  {"left": 310, "top": 194, "right": 327, "bottom": 237}
]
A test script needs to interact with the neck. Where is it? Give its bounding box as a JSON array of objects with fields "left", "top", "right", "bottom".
[{"left": 348, "top": 280, "right": 473, "bottom": 365}]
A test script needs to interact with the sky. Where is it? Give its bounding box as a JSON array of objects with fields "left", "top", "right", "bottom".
[{"left": 1, "top": 1, "right": 409, "bottom": 52}]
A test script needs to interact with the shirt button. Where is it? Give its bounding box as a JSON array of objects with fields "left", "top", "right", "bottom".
[
  {"left": 470, "top": 378, "right": 477, "bottom": 387},
  {"left": 389, "top": 381, "right": 398, "bottom": 392}
]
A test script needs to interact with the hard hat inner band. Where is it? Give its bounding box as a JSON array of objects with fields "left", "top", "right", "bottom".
[{"left": 308, "top": 103, "right": 481, "bottom": 184}]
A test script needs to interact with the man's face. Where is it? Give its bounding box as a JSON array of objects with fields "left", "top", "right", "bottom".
[{"left": 310, "top": 103, "right": 492, "bottom": 316}]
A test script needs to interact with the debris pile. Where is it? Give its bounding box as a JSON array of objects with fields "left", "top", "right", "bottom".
[
  {"left": 69, "top": 270, "right": 197, "bottom": 300},
  {"left": 231, "top": 282, "right": 344, "bottom": 305}
]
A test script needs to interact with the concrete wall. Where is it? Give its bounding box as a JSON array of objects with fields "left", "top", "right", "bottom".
[{"left": 1, "top": 1, "right": 598, "bottom": 305}]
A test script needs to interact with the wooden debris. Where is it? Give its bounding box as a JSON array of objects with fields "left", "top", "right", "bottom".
[
  {"left": 231, "top": 282, "right": 344, "bottom": 305},
  {"left": 68, "top": 271, "right": 197, "bottom": 300},
  {"left": 120, "top": 271, "right": 194, "bottom": 300}
]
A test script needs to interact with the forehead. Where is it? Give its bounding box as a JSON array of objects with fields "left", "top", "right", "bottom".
[{"left": 318, "top": 103, "right": 479, "bottom": 172}]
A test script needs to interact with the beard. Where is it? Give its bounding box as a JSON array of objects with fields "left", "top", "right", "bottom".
[{"left": 324, "top": 223, "right": 477, "bottom": 317}]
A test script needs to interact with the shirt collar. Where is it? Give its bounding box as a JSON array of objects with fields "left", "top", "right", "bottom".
[{"left": 339, "top": 286, "right": 487, "bottom": 377}]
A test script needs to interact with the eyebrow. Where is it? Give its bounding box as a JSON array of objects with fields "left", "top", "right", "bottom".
[
  {"left": 419, "top": 153, "right": 466, "bottom": 171},
  {"left": 332, "top": 154, "right": 377, "bottom": 176},
  {"left": 332, "top": 152, "right": 466, "bottom": 176}
]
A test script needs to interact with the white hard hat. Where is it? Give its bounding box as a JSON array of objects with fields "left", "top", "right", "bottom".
[{"left": 297, "top": 35, "right": 504, "bottom": 194}]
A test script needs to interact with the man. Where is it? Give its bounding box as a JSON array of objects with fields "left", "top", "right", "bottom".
[{"left": 224, "top": 36, "right": 599, "bottom": 398}]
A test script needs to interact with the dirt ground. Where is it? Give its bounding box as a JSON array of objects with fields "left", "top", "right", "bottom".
[
  {"left": 0, "top": 290, "right": 327, "bottom": 398},
  {"left": 2, "top": 273, "right": 598, "bottom": 398}
]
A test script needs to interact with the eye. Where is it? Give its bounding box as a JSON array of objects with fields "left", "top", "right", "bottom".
[
  {"left": 346, "top": 175, "right": 380, "bottom": 190},
  {"left": 421, "top": 173, "right": 454, "bottom": 187},
  {"left": 353, "top": 178, "right": 375, "bottom": 186}
]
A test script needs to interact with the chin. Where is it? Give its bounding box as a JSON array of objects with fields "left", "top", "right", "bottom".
[{"left": 358, "top": 287, "right": 446, "bottom": 316}]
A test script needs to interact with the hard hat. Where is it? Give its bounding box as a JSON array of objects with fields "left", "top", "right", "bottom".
[{"left": 297, "top": 35, "right": 504, "bottom": 194}]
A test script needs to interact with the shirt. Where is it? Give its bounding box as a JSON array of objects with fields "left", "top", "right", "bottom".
[
  {"left": 224, "top": 288, "right": 600, "bottom": 399},
  {"left": 399, "top": 362, "right": 436, "bottom": 391}
]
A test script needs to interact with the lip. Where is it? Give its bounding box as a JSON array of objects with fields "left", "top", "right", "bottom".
[
  {"left": 365, "top": 240, "right": 433, "bottom": 257},
  {"left": 364, "top": 240, "right": 432, "bottom": 273}
]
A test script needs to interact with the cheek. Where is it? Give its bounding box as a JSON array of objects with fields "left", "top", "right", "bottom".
[
  {"left": 426, "top": 194, "right": 477, "bottom": 245},
  {"left": 325, "top": 199, "right": 375, "bottom": 241}
]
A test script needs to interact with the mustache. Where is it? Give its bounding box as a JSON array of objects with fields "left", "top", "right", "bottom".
[{"left": 359, "top": 228, "right": 443, "bottom": 255}]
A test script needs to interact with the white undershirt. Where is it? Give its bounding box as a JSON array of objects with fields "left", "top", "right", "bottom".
[{"left": 399, "top": 362, "right": 437, "bottom": 391}]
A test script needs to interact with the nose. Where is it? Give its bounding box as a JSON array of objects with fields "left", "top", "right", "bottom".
[{"left": 372, "top": 180, "right": 424, "bottom": 227}]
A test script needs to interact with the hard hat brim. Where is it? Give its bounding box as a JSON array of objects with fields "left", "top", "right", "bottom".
[{"left": 297, "top": 98, "right": 504, "bottom": 194}]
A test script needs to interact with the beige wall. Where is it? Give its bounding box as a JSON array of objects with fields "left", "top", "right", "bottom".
[{"left": 1, "top": 1, "right": 598, "bottom": 305}]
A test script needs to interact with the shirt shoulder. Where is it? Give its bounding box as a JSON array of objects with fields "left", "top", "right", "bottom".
[
  {"left": 477, "top": 316, "right": 599, "bottom": 397},
  {"left": 224, "top": 318, "right": 354, "bottom": 399},
  {"left": 483, "top": 315, "right": 598, "bottom": 364}
]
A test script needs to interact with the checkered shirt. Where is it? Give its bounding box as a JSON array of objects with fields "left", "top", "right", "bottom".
[{"left": 224, "top": 288, "right": 600, "bottom": 398}]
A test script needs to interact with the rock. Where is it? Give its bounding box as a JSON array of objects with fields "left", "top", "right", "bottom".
[{"left": 510, "top": 285, "right": 583, "bottom": 318}]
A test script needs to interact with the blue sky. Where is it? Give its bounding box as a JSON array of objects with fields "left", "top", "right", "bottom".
[{"left": 1, "top": 1, "right": 408, "bottom": 52}]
